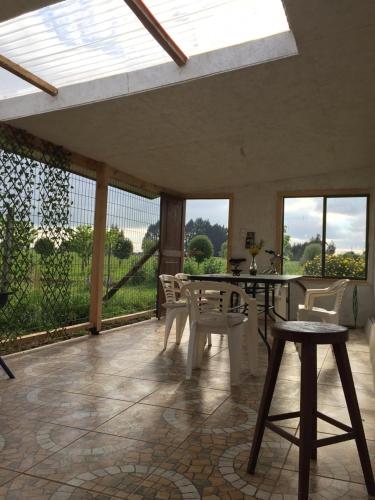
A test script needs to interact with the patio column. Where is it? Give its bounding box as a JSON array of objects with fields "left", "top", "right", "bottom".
[
  {"left": 89, "top": 165, "right": 109, "bottom": 334},
  {"left": 157, "top": 193, "right": 186, "bottom": 318}
]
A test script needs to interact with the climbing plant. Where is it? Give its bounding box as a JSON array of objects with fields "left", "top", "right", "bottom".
[{"left": 0, "top": 125, "right": 73, "bottom": 352}]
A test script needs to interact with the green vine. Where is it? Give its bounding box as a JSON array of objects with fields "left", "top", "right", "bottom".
[{"left": 0, "top": 125, "right": 73, "bottom": 350}]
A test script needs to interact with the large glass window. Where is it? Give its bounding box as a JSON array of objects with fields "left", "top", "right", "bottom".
[{"left": 282, "top": 195, "right": 369, "bottom": 279}]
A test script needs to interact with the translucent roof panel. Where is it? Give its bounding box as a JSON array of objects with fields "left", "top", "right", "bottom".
[{"left": 0, "top": 0, "right": 290, "bottom": 100}]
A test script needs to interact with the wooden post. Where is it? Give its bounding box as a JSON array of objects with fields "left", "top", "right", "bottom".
[{"left": 89, "top": 166, "right": 109, "bottom": 334}]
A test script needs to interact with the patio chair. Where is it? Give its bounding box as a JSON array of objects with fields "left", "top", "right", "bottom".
[
  {"left": 183, "top": 281, "right": 258, "bottom": 385},
  {"left": 175, "top": 273, "right": 190, "bottom": 283},
  {"left": 159, "top": 274, "right": 189, "bottom": 349},
  {"left": 297, "top": 279, "right": 349, "bottom": 324},
  {"left": 175, "top": 273, "right": 212, "bottom": 346}
]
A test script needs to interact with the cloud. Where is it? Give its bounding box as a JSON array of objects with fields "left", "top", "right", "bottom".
[{"left": 284, "top": 196, "right": 367, "bottom": 253}]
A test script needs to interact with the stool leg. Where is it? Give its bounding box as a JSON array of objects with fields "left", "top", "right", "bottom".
[
  {"left": 298, "top": 342, "right": 316, "bottom": 500},
  {"left": 247, "top": 338, "right": 285, "bottom": 473},
  {"left": 310, "top": 344, "right": 317, "bottom": 461},
  {"left": 333, "top": 343, "right": 375, "bottom": 496}
]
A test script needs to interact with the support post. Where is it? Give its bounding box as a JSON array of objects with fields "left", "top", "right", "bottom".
[{"left": 89, "top": 166, "right": 109, "bottom": 334}]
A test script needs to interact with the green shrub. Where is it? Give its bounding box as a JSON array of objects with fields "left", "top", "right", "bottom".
[
  {"left": 304, "top": 254, "right": 365, "bottom": 279},
  {"left": 34, "top": 237, "right": 54, "bottom": 257},
  {"left": 220, "top": 241, "right": 227, "bottom": 258},
  {"left": 113, "top": 236, "right": 133, "bottom": 260},
  {"left": 189, "top": 235, "right": 213, "bottom": 264},
  {"left": 183, "top": 257, "right": 199, "bottom": 275},
  {"left": 203, "top": 257, "right": 227, "bottom": 274},
  {"left": 300, "top": 243, "right": 321, "bottom": 265}
]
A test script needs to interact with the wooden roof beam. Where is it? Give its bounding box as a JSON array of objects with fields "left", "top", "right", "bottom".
[
  {"left": 0, "top": 54, "right": 58, "bottom": 96},
  {"left": 124, "top": 0, "right": 188, "bottom": 67}
]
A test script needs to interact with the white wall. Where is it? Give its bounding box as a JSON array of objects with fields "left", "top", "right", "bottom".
[{"left": 229, "top": 166, "right": 375, "bottom": 327}]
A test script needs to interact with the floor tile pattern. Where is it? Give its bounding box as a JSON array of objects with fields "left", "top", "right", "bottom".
[{"left": 0, "top": 320, "right": 373, "bottom": 498}]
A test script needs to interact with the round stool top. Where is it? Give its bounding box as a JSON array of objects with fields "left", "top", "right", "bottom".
[{"left": 272, "top": 321, "right": 348, "bottom": 344}]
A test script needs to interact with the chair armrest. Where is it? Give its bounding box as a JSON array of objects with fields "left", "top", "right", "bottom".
[{"left": 304, "top": 288, "right": 336, "bottom": 309}]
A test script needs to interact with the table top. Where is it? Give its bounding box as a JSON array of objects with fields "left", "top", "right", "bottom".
[{"left": 188, "top": 273, "right": 303, "bottom": 284}]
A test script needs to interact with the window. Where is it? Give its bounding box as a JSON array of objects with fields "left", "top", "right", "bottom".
[{"left": 282, "top": 195, "right": 369, "bottom": 280}]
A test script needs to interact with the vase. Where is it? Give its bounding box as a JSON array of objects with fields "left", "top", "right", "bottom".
[{"left": 249, "top": 255, "right": 257, "bottom": 275}]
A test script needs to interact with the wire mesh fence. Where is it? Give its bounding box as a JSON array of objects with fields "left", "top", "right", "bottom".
[
  {"left": 102, "top": 183, "right": 160, "bottom": 321},
  {"left": 0, "top": 124, "right": 160, "bottom": 353}
]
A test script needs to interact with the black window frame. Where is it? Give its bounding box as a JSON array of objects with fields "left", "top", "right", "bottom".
[{"left": 281, "top": 194, "right": 369, "bottom": 280}]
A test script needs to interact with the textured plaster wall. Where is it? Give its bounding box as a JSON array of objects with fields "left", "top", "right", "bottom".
[{"left": 230, "top": 166, "right": 375, "bottom": 327}]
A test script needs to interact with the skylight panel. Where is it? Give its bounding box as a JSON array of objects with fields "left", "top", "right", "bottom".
[
  {"left": 0, "top": 0, "right": 290, "bottom": 100},
  {"left": 148, "top": 0, "right": 290, "bottom": 56}
]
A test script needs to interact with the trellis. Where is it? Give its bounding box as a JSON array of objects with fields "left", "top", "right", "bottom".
[{"left": 0, "top": 126, "right": 73, "bottom": 353}]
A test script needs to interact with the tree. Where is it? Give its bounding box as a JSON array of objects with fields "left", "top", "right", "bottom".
[
  {"left": 105, "top": 226, "right": 122, "bottom": 255},
  {"left": 220, "top": 240, "right": 227, "bottom": 258},
  {"left": 283, "top": 226, "right": 292, "bottom": 259},
  {"left": 290, "top": 234, "right": 322, "bottom": 261},
  {"left": 300, "top": 242, "right": 321, "bottom": 265},
  {"left": 69, "top": 225, "right": 93, "bottom": 270},
  {"left": 113, "top": 234, "right": 133, "bottom": 260},
  {"left": 326, "top": 241, "right": 336, "bottom": 255},
  {"left": 34, "top": 237, "right": 54, "bottom": 257},
  {"left": 185, "top": 218, "right": 227, "bottom": 256},
  {"left": 189, "top": 235, "right": 213, "bottom": 264}
]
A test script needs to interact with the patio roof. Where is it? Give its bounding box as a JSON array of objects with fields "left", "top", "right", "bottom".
[{"left": 1, "top": 0, "right": 374, "bottom": 194}]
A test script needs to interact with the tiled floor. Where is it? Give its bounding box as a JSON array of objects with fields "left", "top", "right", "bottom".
[{"left": 0, "top": 319, "right": 374, "bottom": 499}]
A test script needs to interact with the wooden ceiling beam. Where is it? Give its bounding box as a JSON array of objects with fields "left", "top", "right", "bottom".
[
  {"left": 124, "top": 0, "right": 187, "bottom": 67},
  {"left": 0, "top": 54, "right": 58, "bottom": 96}
]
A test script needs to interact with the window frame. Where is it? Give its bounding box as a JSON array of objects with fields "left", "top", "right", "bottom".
[{"left": 280, "top": 193, "right": 370, "bottom": 280}]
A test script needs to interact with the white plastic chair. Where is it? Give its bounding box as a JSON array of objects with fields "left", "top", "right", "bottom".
[
  {"left": 297, "top": 279, "right": 349, "bottom": 324},
  {"left": 175, "top": 273, "right": 190, "bottom": 283},
  {"left": 159, "top": 274, "right": 189, "bottom": 349},
  {"left": 175, "top": 273, "right": 212, "bottom": 346},
  {"left": 182, "top": 281, "right": 259, "bottom": 385}
]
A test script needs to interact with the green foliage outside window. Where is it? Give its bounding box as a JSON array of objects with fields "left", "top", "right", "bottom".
[
  {"left": 304, "top": 254, "right": 366, "bottom": 279},
  {"left": 189, "top": 235, "right": 214, "bottom": 264}
]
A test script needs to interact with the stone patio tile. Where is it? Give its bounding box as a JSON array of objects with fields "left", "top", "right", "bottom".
[
  {"left": 77, "top": 374, "right": 162, "bottom": 402},
  {"left": 0, "top": 418, "right": 86, "bottom": 472},
  {"left": 97, "top": 403, "right": 207, "bottom": 446},
  {"left": 271, "top": 468, "right": 371, "bottom": 498},
  {"left": 0, "top": 474, "right": 119, "bottom": 499},
  {"left": 24, "top": 390, "right": 133, "bottom": 430},
  {"left": 28, "top": 432, "right": 176, "bottom": 498},
  {"left": 141, "top": 382, "right": 230, "bottom": 415}
]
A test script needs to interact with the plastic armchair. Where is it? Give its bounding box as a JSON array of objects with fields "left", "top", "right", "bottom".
[
  {"left": 175, "top": 273, "right": 212, "bottom": 346},
  {"left": 175, "top": 273, "right": 190, "bottom": 283},
  {"left": 159, "top": 274, "right": 189, "bottom": 349},
  {"left": 297, "top": 279, "right": 349, "bottom": 324},
  {"left": 182, "top": 281, "right": 258, "bottom": 385}
]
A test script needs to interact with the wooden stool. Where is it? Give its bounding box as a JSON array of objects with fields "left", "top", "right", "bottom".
[{"left": 247, "top": 321, "right": 375, "bottom": 500}]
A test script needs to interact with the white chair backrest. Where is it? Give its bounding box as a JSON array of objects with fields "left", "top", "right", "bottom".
[
  {"left": 330, "top": 279, "right": 350, "bottom": 312},
  {"left": 175, "top": 273, "right": 190, "bottom": 283},
  {"left": 159, "top": 274, "right": 184, "bottom": 304},
  {"left": 182, "top": 281, "right": 256, "bottom": 323}
]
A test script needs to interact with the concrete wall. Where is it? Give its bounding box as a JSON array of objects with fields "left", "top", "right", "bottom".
[{"left": 229, "top": 166, "right": 375, "bottom": 327}]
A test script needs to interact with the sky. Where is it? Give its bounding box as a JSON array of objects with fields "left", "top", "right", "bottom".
[
  {"left": 284, "top": 196, "right": 367, "bottom": 254},
  {"left": 186, "top": 199, "right": 229, "bottom": 227}
]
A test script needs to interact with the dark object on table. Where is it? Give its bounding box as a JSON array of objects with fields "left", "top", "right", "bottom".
[
  {"left": 0, "top": 292, "right": 15, "bottom": 379},
  {"left": 247, "top": 321, "right": 375, "bottom": 500},
  {"left": 229, "top": 258, "right": 246, "bottom": 276}
]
